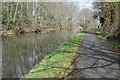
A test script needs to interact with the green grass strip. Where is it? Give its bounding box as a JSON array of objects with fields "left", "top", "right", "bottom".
[
  {"left": 21, "top": 29, "right": 90, "bottom": 79},
  {"left": 96, "top": 30, "right": 120, "bottom": 48}
]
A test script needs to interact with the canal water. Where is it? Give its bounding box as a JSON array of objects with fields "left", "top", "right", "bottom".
[{"left": 2, "top": 29, "right": 82, "bottom": 78}]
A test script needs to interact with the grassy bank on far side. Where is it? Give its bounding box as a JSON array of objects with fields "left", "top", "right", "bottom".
[{"left": 96, "top": 30, "right": 120, "bottom": 48}]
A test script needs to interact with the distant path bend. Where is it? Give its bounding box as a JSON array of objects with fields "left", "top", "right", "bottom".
[{"left": 67, "top": 29, "right": 120, "bottom": 78}]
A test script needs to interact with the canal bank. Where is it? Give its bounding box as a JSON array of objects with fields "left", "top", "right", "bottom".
[
  {"left": 22, "top": 29, "right": 90, "bottom": 79},
  {"left": 2, "top": 28, "right": 84, "bottom": 78}
]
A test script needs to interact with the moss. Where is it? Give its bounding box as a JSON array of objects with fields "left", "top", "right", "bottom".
[
  {"left": 112, "top": 43, "right": 120, "bottom": 48},
  {"left": 21, "top": 29, "right": 90, "bottom": 79}
]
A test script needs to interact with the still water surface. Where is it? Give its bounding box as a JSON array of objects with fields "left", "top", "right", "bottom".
[{"left": 2, "top": 29, "right": 82, "bottom": 78}]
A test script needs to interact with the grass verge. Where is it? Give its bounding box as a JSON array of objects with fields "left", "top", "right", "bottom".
[
  {"left": 21, "top": 29, "right": 90, "bottom": 79},
  {"left": 96, "top": 30, "right": 120, "bottom": 48}
]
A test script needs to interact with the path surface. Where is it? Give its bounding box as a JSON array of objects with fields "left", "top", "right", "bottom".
[{"left": 67, "top": 29, "right": 120, "bottom": 78}]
